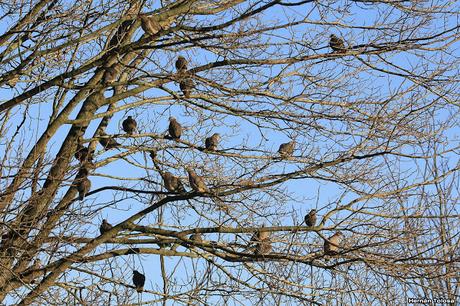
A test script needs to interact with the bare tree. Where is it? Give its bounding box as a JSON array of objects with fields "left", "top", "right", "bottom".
[{"left": 1, "top": 0, "right": 459, "bottom": 305}]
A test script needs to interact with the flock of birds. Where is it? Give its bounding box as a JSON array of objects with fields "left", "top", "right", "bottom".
[{"left": 71, "top": 14, "right": 348, "bottom": 293}]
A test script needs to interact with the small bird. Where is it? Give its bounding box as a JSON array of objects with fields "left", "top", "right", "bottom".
[
  {"left": 190, "top": 233, "right": 203, "bottom": 243},
  {"left": 140, "top": 14, "right": 161, "bottom": 36},
  {"left": 103, "top": 64, "right": 120, "bottom": 84},
  {"left": 99, "top": 219, "right": 113, "bottom": 235},
  {"left": 163, "top": 172, "right": 185, "bottom": 193},
  {"left": 122, "top": 116, "right": 137, "bottom": 135},
  {"left": 168, "top": 117, "right": 182, "bottom": 139},
  {"left": 74, "top": 144, "right": 91, "bottom": 163},
  {"left": 175, "top": 56, "right": 188, "bottom": 72},
  {"left": 99, "top": 132, "right": 120, "bottom": 150},
  {"left": 205, "top": 133, "right": 220, "bottom": 151},
  {"left": 255, "top": 239, "right": 272, "bottom": 255},
  {"left": 179, "top": 78, "right": 194, "bottom": 98},
  {"left": 186, "top": 167, "right": 209, "bottom": 193},
  {"left": 329, "top": 34, "right": 346, "bottom": 53},
  {"left": 304, "top": 209, "right": 317, "bottom": 227},
  {"left": 132, "top": 270, "right": 146, "bottom": 293},
  {"left": 77, "top": 177, "right": 91, "bottom": 200},
  {"left": 324, "top": 232, "right": 343, "bottom": 255},
  {"left": 278, "top": 141, "right": 295, "bottom": 157},
  {"left": 250, "top": 228, "right": 270, "bottom": 243}
]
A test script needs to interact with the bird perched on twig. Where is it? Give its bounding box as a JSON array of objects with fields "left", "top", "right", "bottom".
[
  {"left": 77, "top": 177, "right": 91, "bottom": 200},
  {"left": 186, "top": 167, "right": 209, "bottom": 193},
  {"left": 205, "top": 133, "right": 220, "bottom": 151},
  {"left": 278, "top": 141, "right": 295, "bottom": 157},
  {"left": 122, "top": 115, "right": 137, "bottom": 135},
  {"left": 179, "top": 78, "right": 194, "bottom": 98},
  {"left": 304, "top": 209, "right": 317, "bottom": 227},
  {"left": 175, "top": 56, "right": 188, "bottom": 73},
  {"left": 99, "top": 219, "right": 113, "bottom": 235},
  {"left": 163, "top": 171, "right": 185, "bottom": 193},
  {"left": 324, "top": 232, "right": 343, "bottom": 255},
  {"left": 132, "top": 270, "right": 146, "bottom": 293},
  {"left": 168, "top": 116, "right": 182, "bottom": 139},
  {"left": 99, "top": 132, "right": 120, "bottom": 150},
  {"left": 329, "top": 34, "right": 346, "bottom": 53},
  {"left": 251, "top": 227, "right": 272, "bottom": 255}
]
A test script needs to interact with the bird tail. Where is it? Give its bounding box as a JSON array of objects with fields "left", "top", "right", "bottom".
[{"left": 136, "top": 286, "right": 144, "bottom": 293}]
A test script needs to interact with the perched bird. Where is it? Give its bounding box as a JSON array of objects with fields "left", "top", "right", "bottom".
[
  {"left": 175, "top": 56, "right": 188, "bottom": 72},
  {"left": 324, "top": 232, "right": 343, "bottom": 255},
  {"left": 168, "top": 117, "right": 182, "bottom": 139},
  {"left": 132, "top": 270, "right": 146, "bottom": 293},
  {"left": 99, "top": 132, "right": 120, "bottom": 150},
  {"left": 278, "top": 141, "right": 295, "bottom": 157},
  {"left": 190, "top": 233, "right": 203, "bottom": 243},
  {"left": 77, "top": 177, "right": 91, "bottom": 200},
  {"left": 205, "top": 133, "right": 220, "bottom": 151},
  {"left": 122, "top": 116, "right": 137, "bottom": 135},
  {"left": 163, "top": 172, "right": 185, "bottom": 193},
  {"left": 140, "top": 14, "right": 161, "bottom": 36},
  {"left": 255, "top": 239, "right": 272, "bottom": 255},
  {"left": 251, "top": 228, "right": 270, "bottom": 243},
  {"left": 99, "top": 219, "right": 113, "bottom": 235},
  {"left": 74, "top": 144, "right": 91, "bottom": 163},
  {"left": 186, "top": 167, "right": 209, "bottom": 193},
  {"left": 179, "top": 78, "right": 194, "bottom": 98},
  {"left": 304, "top": 209, "right": 317, "bottom": 227},
  {"left": 103, "top": 64, "right": 120, "bottom": 84},
  {"left": 329, "top": 34, "right": 346, "bottom": 53}
]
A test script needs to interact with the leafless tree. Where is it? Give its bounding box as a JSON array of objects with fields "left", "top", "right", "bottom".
[{"left": 1, "top": 0, "right": 459, "bottom": 305}]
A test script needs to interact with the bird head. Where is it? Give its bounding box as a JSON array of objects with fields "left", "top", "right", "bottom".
[
  {"left": 177, "top": 55, "right": 186, "bottom": 61},
  {"left": 310, "top": 209, "right": 317, "bottom": 214},
  {"left": 213, "top": 133, "right": 221, "bottom": 140},
  {"left": 127, "top": 115, "right": 132, "bottom": 119},
  {"left": 169, "top": 116, "right": 176, "bottom": 122}
]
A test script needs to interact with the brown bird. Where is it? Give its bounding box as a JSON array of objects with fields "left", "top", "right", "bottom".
[
  {"left": 122, "top": 116, "right": 137, "bottom": 135},
  {"left": 251, "top": 227, "right": 270, "bottom": 243},
  {"left": 140, "top": 14, "right": 161, "bottom": 36},
  {"left": 190, "top": 233, "right": 203, "bottom": 243},
  {"left": 186, "top": 167, "right": 209, "bottom": 193},
  {"left": 168, "top": 117, "right": 182, "bottom": 139},
  {"left": 255, "top": 239, "right": 272, "bottom": 255},
  {"left": 99, "top": 132, "right": 120, "bottom": 150},
  {"left": 74, "top": 144, "right": 92, "bottom": 163},
  {"left": 179, "top": 78, "right": 194, "bottom": 98},
  {"left": 304, "top": 209, "right": 317, "bottom": 227},
  {"left": 205, "top": 133, "right": 220, "bottom": 151},
  {"left": 132, "top": 270, "right": 146, "bottom": 293},
  {"left": 329, "top": 34, "right": 346, "bottom": 53},
  {"left": 175, "top": 56, "right": 188, "bottom": 72},
  {"left": 103, "top": 64, "right": 120, "bottom": 84},
  {"left": 278, "top": 141, "right": 295, "bottom": 157},
  {"left": 324, "top": 232, "right": 343, "bottom": 255},
  {"left": 77, "top": 177, "right": 91, "bottom": 200},
  {"left": 99, "top": 219, "right": 113, "bottom": 235},
  {"left": 163, "top": 171, "right": 185, "bottom": 193}
]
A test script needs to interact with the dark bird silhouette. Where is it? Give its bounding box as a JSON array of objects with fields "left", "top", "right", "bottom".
[
  {"left": 74, "top": 144, "right": 92, "bottom": 163},
  {"left": 122, "top": 115, "right": 137, "bottom": 135},
  {"left": 168, "top": 116, "right": 182, "bottom": 139},
  {"left": 179, "top": 78, "right": 194, "bottom": 98},
  {"left": 132, "top": 270, "right": 146, "bottom": 293},
  {"left": 324, "top": 232, "right": 343, "bottom": 255},
  {"left": 99, "top": 132, "right": 120, "bottom": 150},
  {"left": 329, "top": 34, "right": 346, "bottom": 53},
  {"left": 140, "top": 14, "right": 161, "bottom": 36},
  {"left": 186, "top": 167, "right": 209, "bottom": 193},
  {"left": 205, "top": 133, "right": 220, "bottom": 151},
  {"left": 103, "top": 64, "right": 120, "bottom": 84},
  {"left": 77, "top": 177, "right": 91, "bottom": 200},
  {"left": 304, "top": 209, "right": 317, "bottom": 227},
  {"left": 99, "top": 219, "right": 113, "bottom": 235},
  {"left": 175, "top": 56, "right": 188, "bottom": 72},
  {"left": 278, "top": 141, "right": 295, "bottom": 157},
  {"left": 163, "top": 171, "right": 185, "bottom": 193}
]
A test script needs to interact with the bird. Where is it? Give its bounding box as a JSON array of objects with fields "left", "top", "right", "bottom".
[
  {"left": 190, "top": 233, "right": 203, "bottom": 243},
  {"left": 99, "top": 132, "right": 120, "bottom": 150},
  {"left": 186, "top": 167, "right": 209, "bottom": 193},
  {"left": 132, "top": 270, "right": 146, "bottom": 293},
  {"left": 304, "top": 209, "right": 317, "bottom": 227},
  {"left": 251, "top": 228, "right": 270, "bottom": 243},
  {"left": 163, "top": 172, "right": 185, "bottom": 193},
  {"left": 329, "top": 34, "right": 346, "bottom": 53},
  {"left": 179, "top": 78, "right": 194, "bottom": 98},
  {"left": 175, "top": 56, "right": 188, "bottom": 72},
  {"left": 168, "top": 117, "right": 182, "bottom": 139},
  {"left": 278, "top": 141, "right": 295, "bottom": 157},
  {"left": 74, "top": 144, "right": 92, "bottom": 163},
  {"left": 77, "top": 177, "right": 91, "bottom": 200},
  {"left": 99, "top": 219, "right": 113, "bottom": 235},
  {"left": 122, "top": 115, "right": 137, "bottom": 135},
  {"left": 103, "top": 64, "right": 120, "bottom": 84},
  {"left": 255, "top": 239, "right": 272, "bottom": 255},
  {"left": 324, "top": 232, "right": 343, "bottom": 255},
  {"left": 205, "top": 133, "right": 220, "bottom": 151},
  {"left": 140, "top": 14, "right": 161, "bottom": 36}
]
